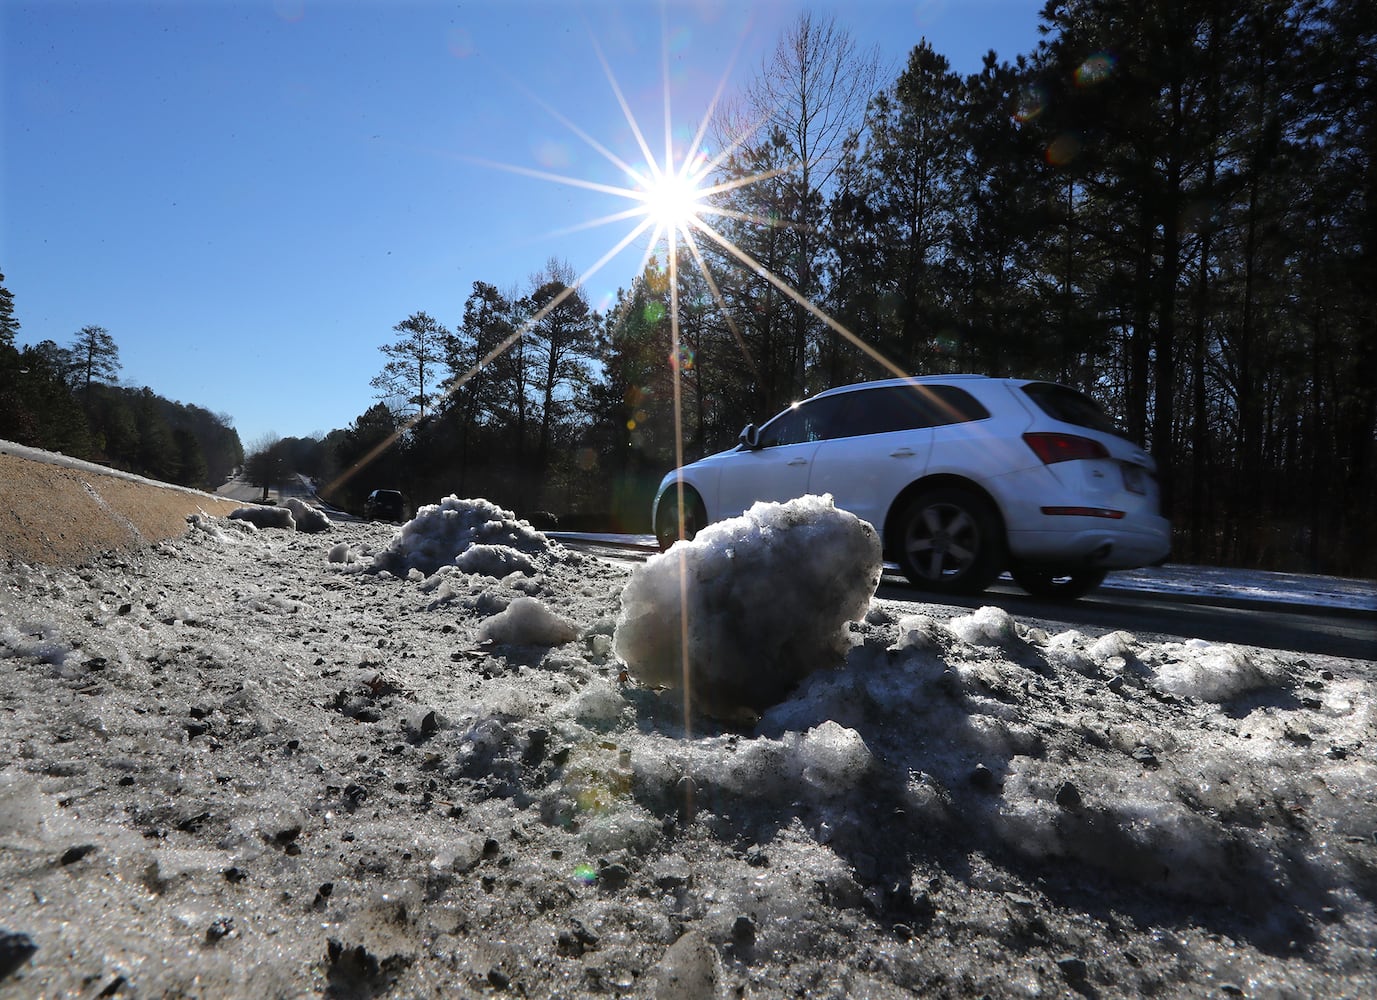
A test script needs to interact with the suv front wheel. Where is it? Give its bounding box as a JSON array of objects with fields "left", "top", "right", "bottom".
[
  {"left": 894, "top": 487, "right": 1005, "bottom": 594},
  {"left": 654, "top": 486, "right": 707, "bottom": 552}
]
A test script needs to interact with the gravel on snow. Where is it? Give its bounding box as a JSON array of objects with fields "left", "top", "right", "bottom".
[{"left": 1, "top": 499, "right": 1374, "bottom": 999}]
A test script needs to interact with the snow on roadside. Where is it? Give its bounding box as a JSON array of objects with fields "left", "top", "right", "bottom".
[{"left": 0, "top": 497, "right": 1373, "bottom": 998}]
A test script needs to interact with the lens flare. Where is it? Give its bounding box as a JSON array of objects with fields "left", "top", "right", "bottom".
[
  {"left": 1075, "top": 52, "right": 1115, "bottom": 87},
  {"left": 1014, "top": 84, "right": 1046, "bottom": 123},
  {"left": 1046, "top": 133, "right": 1082, "bottom": 166}
]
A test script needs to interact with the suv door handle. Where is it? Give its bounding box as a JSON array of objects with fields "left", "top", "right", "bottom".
[
  {"left": 889, "top": 448, "right": 916, "bottom": 458},
  {"left": 787, "top": 458, "right": 808, "bottom": 466}
]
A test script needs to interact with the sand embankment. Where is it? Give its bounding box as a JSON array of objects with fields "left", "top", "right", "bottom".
[{"left": 0, "top": 444, "right": 242, "bottom": 567}]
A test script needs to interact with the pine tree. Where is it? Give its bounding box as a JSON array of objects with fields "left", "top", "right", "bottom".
[
  {"left": 70, "top": 325, "right": 121, "bottom": 394},
  {"left": 370, "top": 311, "right": 449, "bottom": 420},
  {"left": 0, "top": 271, "right": 19, "bottom": 350}
]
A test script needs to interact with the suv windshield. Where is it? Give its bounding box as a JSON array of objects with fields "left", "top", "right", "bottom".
[{"left": 1021, "top": 382, "right": 1123, "bottom": 438}]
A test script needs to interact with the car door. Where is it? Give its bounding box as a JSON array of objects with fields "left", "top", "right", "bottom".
[
  {"left": 807, "top": 386, "right": 937, "bottom": 530},
  {"left": 713, "top": 395, "right": 850, "bottom": 520}
]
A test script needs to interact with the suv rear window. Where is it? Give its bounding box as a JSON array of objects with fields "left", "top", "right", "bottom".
[{"left": 1021, "top": 382, "right": 1122, "bottom": 436}]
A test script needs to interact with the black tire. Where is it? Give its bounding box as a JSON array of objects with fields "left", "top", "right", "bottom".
[
  {"left": 1010, "top": 566, "right": 1107, "bottom": 601},
  {"left": 654, "top": 487, "right": 707, "bottom": 552},
  {"left": 893, "top": 487, "right": 1005, "bottom": 594}
]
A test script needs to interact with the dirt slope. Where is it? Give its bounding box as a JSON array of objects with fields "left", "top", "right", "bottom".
[{"left": 0, "top": 448, "right": 242, "bottom": 567}]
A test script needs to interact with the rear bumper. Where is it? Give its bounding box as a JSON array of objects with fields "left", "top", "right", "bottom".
[{"left": 1007, "top": 514, "right": 1172, "bottom": 570}]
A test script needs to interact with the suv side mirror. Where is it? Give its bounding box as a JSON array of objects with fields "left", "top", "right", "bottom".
[{"left": 738, "top": 423, "right": 760, "bottom": 449}]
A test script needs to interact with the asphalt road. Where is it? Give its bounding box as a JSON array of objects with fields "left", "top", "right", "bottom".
[
  {"left": 873, "top": 574, "right": 1375, "bottom": 661},
  {"left": 552, "top": 535, "right": 1376, "bottom": 661},
  {"left": 213, "top": 473, "right": 317, "bottom": 505}
]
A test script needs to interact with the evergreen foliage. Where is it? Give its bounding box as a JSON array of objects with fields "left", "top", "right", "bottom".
[
  {"left": 0, "top": 273, "right": 243, "bottom": 489},
  {"left": 6, "top": 0, "right": 1371, "bottom": 575},
  {"left": 333, "top": 0, "right": 1370, "bottom": 575}
]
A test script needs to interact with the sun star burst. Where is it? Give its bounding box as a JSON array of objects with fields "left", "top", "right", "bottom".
[{"left": 638, "top": 162, "right": 708, "bottom": 238}]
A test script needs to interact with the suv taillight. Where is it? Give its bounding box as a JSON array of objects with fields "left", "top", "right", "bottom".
[{"left": 1023, "top": 432, "right": 1110, "bottom": 464}]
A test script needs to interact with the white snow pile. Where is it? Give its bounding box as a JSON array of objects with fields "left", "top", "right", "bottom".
[
  {"left": 228, "top": 503, "right": 296, "bottom": 530},
  {"left": 476, "top": 595, "right": 579, "bottom": 646},
  {"left": 223, "top": 498, "right": 333, "bottom": 533},
  {"left": 284, "top": 496, "right": 332, "bottom": 533},
  {"left": 0, "top": 494, "right": 1373, "bottom": 998},
  {"left": 615, "top": 495, "right": 882, "bottom": 713},
  {"left": 365, "top": 495, "right": 557, "bottom": 579}
]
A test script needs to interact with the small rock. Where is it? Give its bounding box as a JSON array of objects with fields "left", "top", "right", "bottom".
[
  {"left": 1055, "top": 781, "right": 1083, "bottom": 810},
  {"left": 59, "top": 844, "right": 98, "bottom": 866},
  {"left": 731, "top": 914, "right": 756, "bottom": 947},
  {"left": 0, "top": 931, "right": 39, "bottom": 980},
  {"left": 970, "top": 763, "right": 997, "bottom": 789},
  {"left": 204, "top": 918, "right": 234, "bottom": 944},
  {"left": 1132, "top": 746, "right": 1159, "bottom": 767},
  {"left": 648, "top": 931, "right": 721, "bottom": 999},
  {"left": 556, "top": 920, "right": 600, "bottom": 957},
  {"left": 1057, "top": 956, "right": 1088, "bottom": 982},
  {"left": 598, "top": 862, "right": 631, "bottom": 892},
  {"left": 523, "top": 728, "right": 549, "bottom": 765}
]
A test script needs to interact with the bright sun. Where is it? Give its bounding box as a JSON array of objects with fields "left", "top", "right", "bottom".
[{"left": 638, "top": 167, "right": 706, "bottom": 236}]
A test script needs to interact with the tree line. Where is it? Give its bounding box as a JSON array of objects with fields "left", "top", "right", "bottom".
[
  {"left": 10, "top": 0, "right": 1365, "bottom": 577},
  {"left": 0, "top": 278, "right": 244, "bottom": 489},
  {"left": 305, "top": 0, "right": 1370, "bottom": 577}
]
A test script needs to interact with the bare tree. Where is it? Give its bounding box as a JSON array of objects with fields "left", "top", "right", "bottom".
[
  {"left": 739, "top": 12, "right": 879, "bottom": 395},
  {"left": 525, "top": 258, "right": 598, "bottom": 504}
]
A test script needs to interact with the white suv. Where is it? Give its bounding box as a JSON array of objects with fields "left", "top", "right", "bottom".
[{"left": 651, "top": 375, "right": 1171, "bottom": 599}]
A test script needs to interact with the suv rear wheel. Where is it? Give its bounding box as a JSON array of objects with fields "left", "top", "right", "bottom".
[
  {"left": 655, "top": 486, "right": 707, "bottom": 552},
  {"left": 1010, "top": 566, "right": 1107, "bottom": 601},
  {"left": 894, "top": 487, "right": 1005, "bottom": 594}
]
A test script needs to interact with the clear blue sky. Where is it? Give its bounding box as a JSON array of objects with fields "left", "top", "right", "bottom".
[{"left": 2, "top": 0, "right": 1044, "bottom": 450}]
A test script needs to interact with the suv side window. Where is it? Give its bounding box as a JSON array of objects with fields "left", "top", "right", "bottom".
[
  {"left": 839, "top": 384, "right": 990, "bottom": 436},
  {"left": 841, "top": 386, "right": 940, "bottom": 436},
  {"left": 1021, "top": 382, "right": 1119, "bottom": 436},
  {"left": 926, "top": 384, "right": 991, "bottom": 425},
  {"left": 757, "top": 394, "right": 852, "bottom": 447}
]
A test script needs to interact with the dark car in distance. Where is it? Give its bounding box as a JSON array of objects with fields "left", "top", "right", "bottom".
[{"left": 364, "top": 489, "right": 408, "bottom": 523}]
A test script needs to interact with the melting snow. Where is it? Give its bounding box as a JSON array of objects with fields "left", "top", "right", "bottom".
[{"left": 0, "top": 494, "right": 1372, "bottom": 997}]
